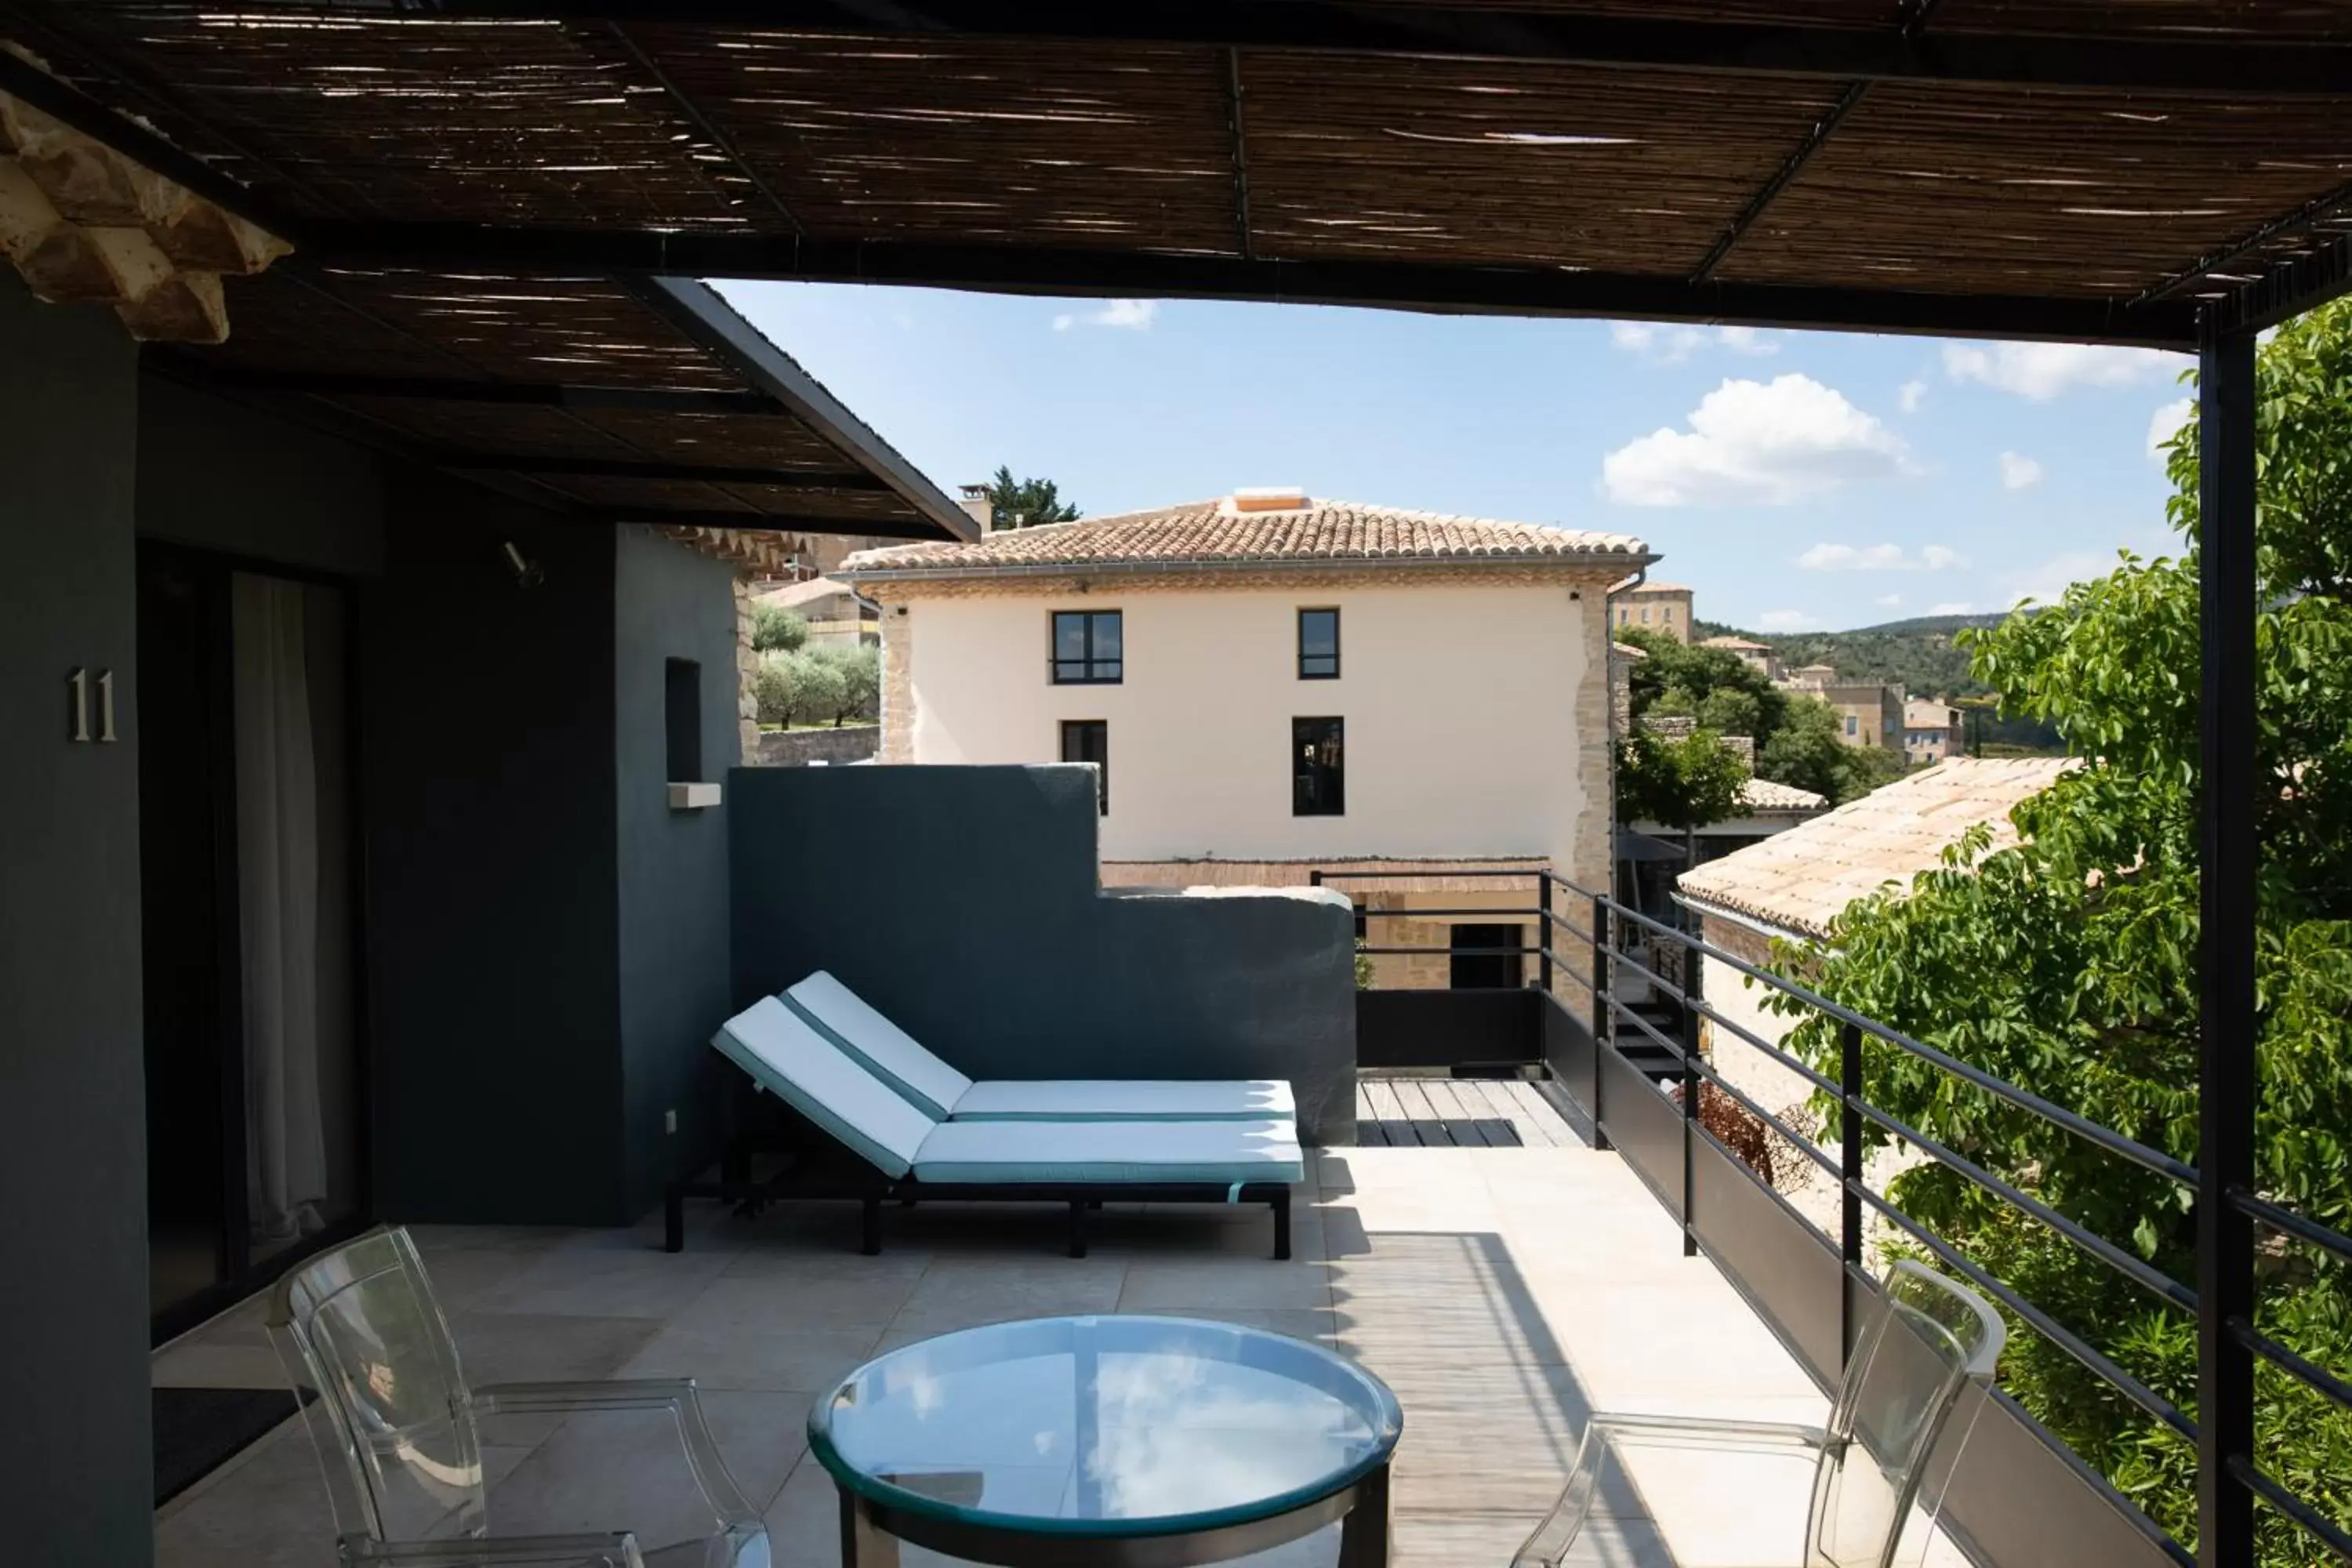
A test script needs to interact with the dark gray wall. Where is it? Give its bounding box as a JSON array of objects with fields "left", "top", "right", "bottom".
[
  {"left": 731, "top": 764, "right": 1357, "bottom": 1143},
  {"left": 361, "top": 485, "right": 629, "bottom": 1223},
  {"left": 0, "top": 278, "right": 154, "bottom": 1565},
  {"left": 135, "top": 375, "right": 387, "bottom": 578},
  {"left": 615, "top": 524, "right": 742, "bottom": 1214}
]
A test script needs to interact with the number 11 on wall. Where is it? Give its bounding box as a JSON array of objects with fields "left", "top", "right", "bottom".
[{"left": 66, "top": 668, "right": 118, "bottom": 743}]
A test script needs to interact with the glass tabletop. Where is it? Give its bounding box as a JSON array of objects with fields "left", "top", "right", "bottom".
[{"left": 808, "top": 1315, "right": 1403, "bottom": 1539}]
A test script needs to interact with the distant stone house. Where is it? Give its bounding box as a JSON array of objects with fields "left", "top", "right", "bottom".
[
  {"left": 1673, "top": 758, "right": 2074, "bottom": 1239},
  {"left": 1699, "top": 633, "right": 1780, "bottom": 680},
  {"left": 837, "top": 489, "right": 1655, "bottom": 992},
  {"left": 1904, "top": 697, "right": 1965, "bottom": 764},
  {"left": 753, "top": 573, "right": 877, "bottom": 648},
  {"left": 1610, "top": 579, "right": 1694, "bottom": 643}
]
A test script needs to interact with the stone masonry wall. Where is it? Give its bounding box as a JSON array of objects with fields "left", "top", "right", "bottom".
[{"left": 751, "top": 726, "right": 880, "bottom": 768}]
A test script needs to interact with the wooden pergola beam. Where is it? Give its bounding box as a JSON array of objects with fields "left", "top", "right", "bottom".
[{"left": 434, "top": 453, "right": 887, "bottom": 488}]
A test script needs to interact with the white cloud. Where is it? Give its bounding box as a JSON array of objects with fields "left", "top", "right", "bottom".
[
  {"left": 1998, "top": 451, "right": 2045, "bottom": 491},
  {"left": 1940, "top": 342, "right": 2174, "bottom": 401},
  {"left": 2147, "top": 396, "right": 2195, "bottom": 461},
  {"left": 1796, "top": 541, "right": 1967, "bottom": 572},
  {"left": 1601, "top": 375, "right": 1910, "bottom": 508},
  {"left": 1611, "top": 322, "right": 1778, "bottom": 363},
  {"left": 1897, "top": 379, "right": 1927, "bottom": 414},
  {"left": 2009, "top": 550, "right": 2117, "bottom": 607},
  {"left": 1053, "top": 299, "right": 1159, "bottom": 332},
  {"left": 1875, "top": 593, "right": 1904, "bottom": 607},
  {"left": 1928, "top": 602, "right": 1975, "bottom": 616},
  {"left": 1757, "top": 610, "right": 1820, "bottom": 631}
]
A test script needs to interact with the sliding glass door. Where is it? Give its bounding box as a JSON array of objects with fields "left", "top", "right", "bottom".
[{"left": 139, "top": 544, "right": 366, "bottom": 1341}]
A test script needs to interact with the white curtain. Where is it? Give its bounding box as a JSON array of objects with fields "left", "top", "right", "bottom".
[{"left": 233, "top": 573, "right": 330, "bottom": 1245}]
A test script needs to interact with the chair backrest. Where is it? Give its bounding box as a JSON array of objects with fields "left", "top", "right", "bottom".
[
  {"left": 783, "top": 971, "right": 973, "bottom": 1120},
  {"left": 1807, "top": 1259, "right": 2006, "bottom": 1568},
  {"left": 268, "top": 1226, "right": 488, "bottom": 1544},
  {"left": 713, "top": 995, "right": 937, "bottom": 1178}
]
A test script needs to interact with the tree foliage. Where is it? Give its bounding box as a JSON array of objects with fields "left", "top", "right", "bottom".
[
  {"left": 1691, "top": 616, "right": 2066, "bottom": 752},
  {"left": 751, "top": 602, "right": 808, "bottom": 653},
  {"left": 1763, "top": 298, "right": 2352, "bottom": 1563},
  {"left": 752, "top": 644, "right": 880, "bottom": 728},
  {"left": 982, "top": 464, "right": 1082, "bottom": 530},
  {"left": 1619, "top": 626, "right": 1895, "bottom": 806},
  {"left": 1616, "top": 725, "right": 1750, "bottom": 840}
]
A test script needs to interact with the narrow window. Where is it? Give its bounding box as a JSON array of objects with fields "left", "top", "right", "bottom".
[
  {"left": 1051, "top": 610, "right": 1123, "bottom": 684},
  {"left": 664, "top": 658, "right": 702, "bottom": 782},
  {"left": 1639, "top": 605, "right": 1650, "bottom": 623},
  {"left": 1292, "top": 717, "right": 1345, "bottom": 816},
  {"left": 1661, "top": 606, "right": 1674, "bottom": 626},
  {"left": 1846, "top": 714, "right": 1859, "bottom": 736},
  {"left": 1298, "top": 608, "right": 1340, "bottom": 679},
  {"left": 1061, "top": 720, "right": 1108, "bottom": 814}
]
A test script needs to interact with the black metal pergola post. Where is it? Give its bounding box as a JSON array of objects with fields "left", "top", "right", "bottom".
[{"left": 2195, "top": 314, "right": 2259, "bottom": 1568}]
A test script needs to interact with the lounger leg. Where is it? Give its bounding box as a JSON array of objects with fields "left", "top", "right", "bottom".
[
  {"left": 665, "top": 1182, "right": 685, "bottom": 1254},
  {"left": 861, "top": 1195, "right": 883, "bottom": 1256},
  {"left": 1272, "top": 1188, "right": 1293, "bottom": 1261},
  {"left": 1068, "top": 1200, "right": 1089, "bottom": 1260}
]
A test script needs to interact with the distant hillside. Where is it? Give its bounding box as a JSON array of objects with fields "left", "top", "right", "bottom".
[{"left": 1689, "top": 614, "right": 2063, "bottom": 753}]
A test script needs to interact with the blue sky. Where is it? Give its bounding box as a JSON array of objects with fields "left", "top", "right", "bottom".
[{"left": 715, "top": 280, "right": 2201, "bottom": 635}]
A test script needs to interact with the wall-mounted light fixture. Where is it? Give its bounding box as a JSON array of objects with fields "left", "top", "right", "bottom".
[{"left": 500, "top": 540, "right": 544, "bottom": 590}]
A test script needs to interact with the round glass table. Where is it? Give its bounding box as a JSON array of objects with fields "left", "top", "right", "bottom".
[{"left": 809, "top": 1315, "right": 1403, "bottom": 1567}]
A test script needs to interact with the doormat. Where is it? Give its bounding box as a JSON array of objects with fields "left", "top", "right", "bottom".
[{"left": 153, "top": 1385, "right": 314, "bottom": 1508}]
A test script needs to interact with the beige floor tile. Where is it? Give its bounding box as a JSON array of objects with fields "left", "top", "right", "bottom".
[
  {"left": 1117, "top": 1257, "right": 1333, "bottom": 1312},
  {"left": 620, "top": 1322, "right": 882, "bottom": 1394},
  {"left": 673, "top": 1271, "right": 927, "bottom": 1334},
  {"left": 466, "top": 1247, "right": 736, "bottom": 1320},
  {"left": 448, "top": 1311, "right": 666, "bottom": 1387}
]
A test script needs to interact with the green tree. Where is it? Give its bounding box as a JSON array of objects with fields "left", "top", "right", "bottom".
[
  {"left": 807, "top": 644, "right": 881, "bottom": 726},
  {"left": 751, "top": 602, "right": 808, "bottom": 653},
  {"left": 1620, "top": 627, "right": 1886, "bottom": 804},
  {"left": 1765, "top": 297, "right": 2352, "bottom": 1563},
  {"left": 1617, "top": 726, "right": 1751, "bottom": 862},
  {"left": 789, "top": 652, "right": 848, "bottom": 728},
  {"left": 982, "top": 464, "right": 1082, "bottom": 530},
  {"left": 751, "top": 649, "right": 800, "bottom": 727}
]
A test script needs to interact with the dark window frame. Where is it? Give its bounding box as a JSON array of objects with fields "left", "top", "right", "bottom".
[
  {"left": 1292, "top": 715, "right": 1345, "bottom": 817},
  {"left": 1297, "top": 607, "right": 1341, "bottom": 680},
  {"left": 664, "top": 657, "right": 703, "bottom": 783},
  {"left": 1050, "top": 609, "right": 1124, "bottom": 685},
  {"left": 1060, "top": 718, "right": 1109, "bottom": 814}
]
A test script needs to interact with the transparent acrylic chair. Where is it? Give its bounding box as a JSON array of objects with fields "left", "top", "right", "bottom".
[
  {"left": 268, "top": 1226, "right": 769, "bottom": 1568},
  {"left": 1514, "top": 1259, "right": 2005, "bottom": 1568}
]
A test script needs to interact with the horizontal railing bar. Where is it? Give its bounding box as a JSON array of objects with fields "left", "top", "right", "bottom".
[
  {"left": 2231, "top": 1189, "right": 2352, "bottom": 1266},
  {"left": 1683, "top": 997, "right": 1843, "bottom": 1098},
  {"left": 1355, "top": 945, "right": 1548, "bottom": 957},
  {"left": 1548, "top": 916, "right": 1598, "bottom": 946},
  {"left": 2230, "top": 1317, "right": 2352, "bottom": 1414},
  {"left": 2226, "top": 1455, "right": 2352, "bottom": 1563},
  {"left": 1854, "top": 1183, "right": 2198, "bottom": 1444},
  {"left": 1312, "top": 868, "right": 1550, "bottom": 880},
  {"left": 1355, "top": 906, "right": 1549, "bottom": 920},
  {"left": 1585, "top": 891, "right": 2197, "bottom": 1190},
  {"left": 1850, "top": 1099, "right": 2197, "bottom": 1313}
]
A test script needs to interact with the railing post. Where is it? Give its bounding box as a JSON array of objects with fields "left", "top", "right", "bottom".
[
  {"left": 1681, "top": 936, "right": 1700, "bottom": 1257},
  {"left": 2196, "top": 314, "right": 2258, "bottom": 1568},
  {"left": 1839, "top": 1018, "right": 1864, "bottom": 1359},
  {"left": 1588, "top": 892, "right": 1611, "bottom": 1152},
  {"left": 1537, "top": 874, "right": 1553, "bottom": 996}
]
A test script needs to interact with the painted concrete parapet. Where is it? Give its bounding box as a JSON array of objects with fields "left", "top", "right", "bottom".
[{"left": 729, "top": 762, "right": 1357, "bottom": 1144}]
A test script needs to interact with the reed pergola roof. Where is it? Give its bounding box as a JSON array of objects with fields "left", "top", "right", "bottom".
[{"left": 6, "top": 2, "right": 2352, "bottom": 350}]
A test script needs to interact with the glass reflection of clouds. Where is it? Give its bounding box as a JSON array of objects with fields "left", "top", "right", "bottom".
[{"left": 813, "top": 1316, "right": 1400, "bottom": 1535}]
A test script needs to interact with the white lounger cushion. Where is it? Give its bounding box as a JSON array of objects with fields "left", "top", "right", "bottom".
[
  {"left": 785, "top": 971, "right": 973, "bottom": 1120},
  {"left": 785, "top": 970, "right": 1297, "bottom": 1123},
  {"left": 713, "top": 997, "right": 935, "bottom": 1179},
  {"left": 949, "top": 1079, "right": 1297, "bottom": 1123},
  {"left": 910, "top": 1118, "right": 1304, "bottom": 1187}
]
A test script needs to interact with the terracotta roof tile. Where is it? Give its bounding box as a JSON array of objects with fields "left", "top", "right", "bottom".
[
  {"left": 837, "top": 497, "right": 1648, "bottom": 578},
  {"left": 1678, "top": 757, "right": 2076, "bottom": 940}
]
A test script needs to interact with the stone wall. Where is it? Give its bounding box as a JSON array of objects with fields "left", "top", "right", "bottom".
[
  {"left": 734, "top": 575, "right": 760, "bottom": 760},
  {"left": 751, "top": 725, "right": 879, "bottom": 768}
]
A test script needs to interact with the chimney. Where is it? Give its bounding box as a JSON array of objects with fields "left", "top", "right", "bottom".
[
  {"left": 1230, "top": 486, "right": 1308, "bottom": 513},
  {"left": 958, "top": 483, "right": 994, "bottom": 532}
]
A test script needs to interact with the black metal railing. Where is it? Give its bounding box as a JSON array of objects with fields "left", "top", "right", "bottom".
[{"left": 1318, "top": 862, "right": 2351, "bottom": 1566}]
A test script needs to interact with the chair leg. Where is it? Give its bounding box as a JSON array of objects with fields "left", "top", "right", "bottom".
[
  {"left": 1272, "top": 1188, "right": 1293, "bottom": 1261},
  {"left": 664, "top": 1182, "right": 685, "bottom": 1254},
  {"left": 1068, "top": 1199, "right": 1089, "bottom": 1259},
  {"left": 861, "top": 1196, "right": 883, "bottom": 1256}
]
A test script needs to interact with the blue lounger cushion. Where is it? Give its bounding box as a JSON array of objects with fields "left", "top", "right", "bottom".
[
  {"left": 782, "top": 971, "right": 1297, "bottom": 1123},
  {"left": 713, "top": 996, "right": 935, "bottom": 1180},
  {"left": 947, "top": 1079, "right": 1297, "bottom": 1122},
  {"left": 909, "top": 1118, "right": 1305, "bottom": 1188}
]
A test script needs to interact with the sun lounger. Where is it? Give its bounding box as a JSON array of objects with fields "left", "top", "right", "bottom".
[
  {"left": 782, "top": 970, "right": 1298, "bottom": 1123},
  {"left": 667, "top": 996, "right": 1301, "bottom": 1258}
]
